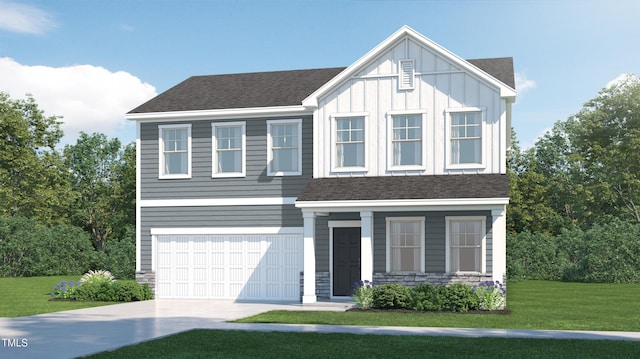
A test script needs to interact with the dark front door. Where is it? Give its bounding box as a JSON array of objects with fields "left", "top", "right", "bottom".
[{"left": 333, "top": 227, "right": 361, "bottom": 296}]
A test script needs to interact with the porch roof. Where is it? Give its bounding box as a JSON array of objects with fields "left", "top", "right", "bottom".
[{"left": 296, "top": 174, "right": 508, "bottom": 202}]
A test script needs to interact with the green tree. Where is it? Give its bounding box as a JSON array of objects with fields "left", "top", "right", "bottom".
[
  {"left": 515, "top": 75, "right": 640, "bottom": 230},
  {"left": 507, "top": 129, "right": 566, "bottom": 235},
  {"left": 570, "top": 75, "right": 640, "bottom": 223},
  {"left": 0, "top": 92, "right": 72, "bottom": 224},
  {"left": 63, "top": 132, "right": 134, "bottom": 250}
]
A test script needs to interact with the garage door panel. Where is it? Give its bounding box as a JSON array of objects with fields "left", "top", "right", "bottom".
[{"left": 156, "top": 232, "right": 302, "bottom": 300}]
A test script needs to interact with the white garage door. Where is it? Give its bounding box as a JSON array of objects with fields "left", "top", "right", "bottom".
[{"left": 155, "top": 233, "right": 302, "bottom": 300}]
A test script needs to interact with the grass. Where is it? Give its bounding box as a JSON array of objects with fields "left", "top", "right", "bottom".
[
  {"left": 0, "top": 276, "right": 117, "bottom": 317},
  {"left": 83, "top": 329, "right": 640, "bottom": 359},
  {"left": 235, "top": 281, "right": 640, "bottom": 331}
]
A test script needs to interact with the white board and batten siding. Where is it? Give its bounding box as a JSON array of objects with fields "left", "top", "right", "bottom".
[
  {"left": 316, "top": 37, "right": 507, "bottom": 177},
  {"left": 154, "top": 231, "right": 303, "bottom": 301}
]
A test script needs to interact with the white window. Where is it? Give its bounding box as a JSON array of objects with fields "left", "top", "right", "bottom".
[
  {"left": 399, "top": 59, "right": 415, "bottom": 90},
  {"left": 333, "top": 115, "right": 366, "bottom": 171},
  {"left": 389, "top": 114, "right": 424, "bottom": 169},
  {"left": 159, "top": 124, "right": 191, "bottom": 179},
  {"left": 386, "top": 217, "right": 425, "bottom": 272},
  {"left": 267, "top": 119, "right": 302, "bottom": 176},
  {"left": 446, "top": 217, "right": 486, "bottom": 273},
  {"left": 212, "top": 122, "right": 245, "bottom": 177},
  {"left": 447, "top": 109, "right": 484, "bottom": 168}
]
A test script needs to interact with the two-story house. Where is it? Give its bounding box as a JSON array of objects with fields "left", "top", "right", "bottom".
[{"left": 126, "top": 26, "right": 515, "bottom": 303}]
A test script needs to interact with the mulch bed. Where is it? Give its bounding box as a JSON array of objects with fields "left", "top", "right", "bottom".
[{"left": 347, "top": 308, "right": 511, "bottom": 315}]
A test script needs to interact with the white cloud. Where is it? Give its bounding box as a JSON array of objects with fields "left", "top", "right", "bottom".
[
  {"left": 0, "top": 1, "right": 56, "bottom": 34},
  {"left": 0, "top": 57, "right": 157, "bottom": 143},
  {"left": 605, "top": 73, "right": 637, "bottom": 88},
  {"left": 515, "top": 72, "right": 536, "bottom": 95}
]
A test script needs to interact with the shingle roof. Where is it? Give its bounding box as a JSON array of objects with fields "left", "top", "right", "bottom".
[
  {"left": 468, "top": 57, "right": 515, "bottom": 89},
  {"left": 296, "top": 174, "right": 509, "bottom": 202},
  {"left": 128, "top": 67, "right": 346, "bottom": 114},
  {"left": 128, "top": 58, "right": 514, "bottom": 114}
]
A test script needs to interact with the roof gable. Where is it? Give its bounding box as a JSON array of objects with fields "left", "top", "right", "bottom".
[
  {"left": 127, "top": 26, "right": 515, "bottom": 116},
  {"left": 302, "top": 25, "right": 516, "bottom": 108}
]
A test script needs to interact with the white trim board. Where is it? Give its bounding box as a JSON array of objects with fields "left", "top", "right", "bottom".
[
  {"left": 140, "top": 197, "right": 297, "bottom": 207},
  {"left": 150, "top": 227, "right": 303, "bottom": 235}
]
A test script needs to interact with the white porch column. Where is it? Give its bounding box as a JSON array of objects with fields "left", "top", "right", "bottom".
[
  {"left": 491, "top": 206, "right": 507, "bottom": 283},
  {"left": 360, "top": 211, "right": 374, "bottom": 282},
  {"left": 302, "top": 211, "right": 317, "bottom": 304}
]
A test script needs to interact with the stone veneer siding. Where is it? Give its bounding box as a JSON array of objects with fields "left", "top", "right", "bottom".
[
  {"left": 372, "top": 272, "right": 499, "bottom": 287},
  {"left": 300, "top": 271, "right": 331, "bottom": 300},
  {"left": 135, "top": 271, "right": 156, "bottom": 296}
]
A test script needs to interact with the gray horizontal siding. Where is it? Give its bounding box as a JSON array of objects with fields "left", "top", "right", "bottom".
[
  {"left": 140, "top": 115, "right": 313, "bottom": 199},
  {"left": 373, "top": 211, "right": 492, "bottom": 273},
  {"left": 139, "top": 205, "right": 303, "bottom": 270}
]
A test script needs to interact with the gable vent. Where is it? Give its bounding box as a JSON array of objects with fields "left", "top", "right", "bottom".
[{"left": 399, "top": 59, "right": 414, "bottom": 90}]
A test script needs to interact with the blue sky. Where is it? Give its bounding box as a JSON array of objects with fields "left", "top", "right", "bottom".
[{"left": 1, "top": 0, "right": 639, "bottom": 148}]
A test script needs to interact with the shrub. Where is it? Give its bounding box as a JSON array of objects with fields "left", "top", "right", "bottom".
[
  {"left": 51, "top": 279, "right": 82, "bottom": 300},
  {"left": 103, "top": 226, "right": 136, "bottom": 279},
  {"left": 372, "top": 283, "right": 412, "bottom": 309},
  {"left": 560, "top": 221, "right": 640, "bottom": 283},
  {"left": 473, "top": 281, "right": 506, "bottom": 311},
  {"left": 410, "top": 284, "right": 445, "bottom": 311},
  {"left": 113, "top": 281, "right": 153, "bottom": 301},
  {"left": 352, "top": 280, "right": 376, "bottom": 309},
  {"left": 0, "top": 216, "right": 98, "bottom": 277},
  {"left": 441, "top": 283, "right": 479, "bottom": 312},
  {"left": 80, "top": 269, "right": 115, "bottom": 284},
  {"left": 73, "top": 280, "right": 117, "bottom": 301}
]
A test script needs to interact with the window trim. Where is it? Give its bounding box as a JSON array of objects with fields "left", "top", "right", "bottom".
[
  {"left": 211, "top": 121, "right": 246, "bottom": 178},
  {"left": 445, "top": 216, "right": 487, "bottom": 274},
  {"left": 386, "top": 110, "right": 427, "bottom": 172},
  {"left": 445, "top": 107, "right": 486, "bottom": 170},
  {"left": 158, "top": 124, "right": 192, "bottom": 179},
  {"left": 385, "top": 217, "right": 426, "bottom": 273},
  {"left": 330, "top": 113, "right": 369, "bottom": 173},
  {"left": 266, "top": 119, "right": 303, "bottom": 176}
]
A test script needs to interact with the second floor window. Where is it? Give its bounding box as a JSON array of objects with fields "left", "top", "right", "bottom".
[
  {"left": 450, "top": 112, "right": 482, "bottom": 165},
  {"left": 391, "top": 114, "right": 422, "bottom": 167},
  {"left": 335, "top": 117, "right": 365, "bottom": 168},
  {"left": 268, "top": 119, "right": 302, "bottom": 176},
  {"left": 212, "top": 122, "right": 245, "bottom": 177},
  {"left": 159, "top": 124, "right": 191, "bottom": 179}
]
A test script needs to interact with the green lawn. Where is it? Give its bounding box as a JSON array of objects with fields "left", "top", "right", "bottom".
[
  {"left": 83, "top": 329, "right": 640, "bottom": 359},
  {"left": 235, "top": 281, "right": 640, "bottom": 331},
  {"left": 0, "top": 276, "right": 117, "bottom": 317}
]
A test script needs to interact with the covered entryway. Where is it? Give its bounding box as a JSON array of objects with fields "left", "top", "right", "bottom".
[
  {"left": 332, "top": 227, "right": 361, "bottom": 296},
  {"left": 155, "top": 233, "right": 302, "bottom": 300}
]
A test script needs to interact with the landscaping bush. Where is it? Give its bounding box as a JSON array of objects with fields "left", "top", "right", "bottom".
[
  {"left": 410, "top": 284, "right": 445, "bottom": 311},
  {"left": 372, "top": 283, "right": 412, "bottom": 309},
  {"left": 51, "top": 270, "right": 153, "bottom": 302},
  {"left": 113, "top": 280, "right": 153, "bottom": 301},
  {"left": 472, "top": 281, "right": 506, "bottom": 310},
  {"left": 441, "top": 283, "right": 479, "bottom": 312},
  {"left": 73, "top": 280, "right": 118, "bottom": 301},
  {"left": 352, "top": 280, "right": 376, "bottom": 309}
]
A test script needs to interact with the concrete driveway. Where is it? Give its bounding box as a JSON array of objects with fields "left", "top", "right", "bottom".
[{"left": 0, "top": 299, "right": 353, "bottom": 359}]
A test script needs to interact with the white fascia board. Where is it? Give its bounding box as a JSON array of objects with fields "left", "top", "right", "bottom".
[
  {"left": 302, "top": 25, "right": 515, "bottom": 107},
  {"left": 295, "top": 197, "right": 510, "bottom": 212},
  {"left": 126, "top": 105, "right": 311, "bottom": 122},
  {"left": 141, "top": 197, "right": 297, "bottom": 207},
  {"left": 150, "top": 227, "right": 303, "bottom": 235}
]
